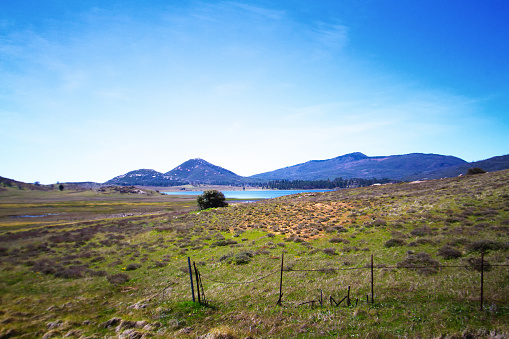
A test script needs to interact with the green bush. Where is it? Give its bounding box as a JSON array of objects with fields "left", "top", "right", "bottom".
[
  {"left": 234, "top": 251, "right": 254, "bottom": 265},
  {"left": 437, "top": 245, "right": 462, "bottom": 260},
  {"left": 197, "top": 190, "right": 228, "bottom": 210},
  {"left": 384, "top": 238, "right": 406, "bottom": 248},
  {"left": 467, "top": 167, "right": 486, "bottom": 175},
  {"left": 466, "top": 239, "right": 507, "bottom": 253}
]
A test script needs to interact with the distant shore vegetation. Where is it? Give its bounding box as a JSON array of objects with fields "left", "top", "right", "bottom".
[{"left": 263, "top": 177, "right": 394, "bottom": 190}]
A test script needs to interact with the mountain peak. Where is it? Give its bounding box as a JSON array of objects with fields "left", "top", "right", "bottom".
[
  {"left": 335, "top": 152, "right": 369, "bottom": 161},
  {"left": 164, "top": 158, "right": 243, "bottom": 184}
]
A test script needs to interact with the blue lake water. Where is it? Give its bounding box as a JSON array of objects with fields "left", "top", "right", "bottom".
[{"left": 162, "top": 189, "right": 333, "bottom": 200}]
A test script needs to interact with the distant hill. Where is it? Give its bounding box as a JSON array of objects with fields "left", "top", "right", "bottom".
[
  {"left": 0, "top": 176, "right": 52, "bottom": 191},
  {"left": 249, "top": 152, "right": 467, "bottom": 181},
  {"left": 106, "top": 159, "right": 253, "bottom": 186},
  {"left": 404, "top": 154, "right": 509, "bottom": 180},
  {"left": 104, "top": 169, "right": 184, "bottom": 187}
]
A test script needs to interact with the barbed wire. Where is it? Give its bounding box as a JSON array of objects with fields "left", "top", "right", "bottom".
[
  {"left": 199, "top": 269, "right": 279, "bottom": 285},
  {"left": 287, "top": 263, "right": 509, "bottom": 272}
]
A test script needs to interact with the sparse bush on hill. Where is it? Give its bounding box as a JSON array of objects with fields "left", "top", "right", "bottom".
[
  {"left": 107, "top": 273, "right": 130, "bottom": 285},
  {"left": 467, "top": 257, "right": 492, "bottom": 272},
  {"left": 467, "top": 167, "right": 486, "bottom": 175},
  {"left": 397, "top": 252, "right": 440, "bottom": 275},
  {"left": 125, "top": 263, "right": 141, "bottom": 271},
  {"left": 437, "top": 245, "right": 462, "bottom": 259},
  {"left": 234, "top": 251, "right": 254, "bottom": 265},
  {"left": 323, "top": 247, "right": 337, "bottom": 255},
  {"left": 384, "top": 238, "right": 406, "bottom": 248},
  {"left": 466, "top": 239, "right": 507, "bottom": 253}
]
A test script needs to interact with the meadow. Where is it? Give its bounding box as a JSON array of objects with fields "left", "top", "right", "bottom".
[{"left": 0, "top": 171, "right": 508, "bottom": 338}]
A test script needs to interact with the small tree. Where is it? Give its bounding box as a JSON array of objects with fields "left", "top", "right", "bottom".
[
  {"left": 467, "top": 167, "right": 486, "bottom": 175},
  {"left": 59, "top": 184, "right": 64, "bottom": 191},
  {"left": 197, "top": 190, "right": 228, "bottom": 210}
]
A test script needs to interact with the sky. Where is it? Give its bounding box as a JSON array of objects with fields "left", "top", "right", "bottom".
[{"left": 1, "top": 0, "right": 508, "bottom": 184}]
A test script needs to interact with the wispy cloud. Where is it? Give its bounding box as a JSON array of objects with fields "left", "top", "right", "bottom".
[
  {"left": 311, "top": 22, "right": 349, "bottom": 50},
  {"left": 224, "top": 1, "right": 286, "bottom": 20}
]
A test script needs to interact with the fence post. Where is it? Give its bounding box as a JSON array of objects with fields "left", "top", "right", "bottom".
[
  {"left": 276, "top": 253, "right": 284, "bottom": 306},
  {"left": 347, "top": 286, "right": 351, "bottom": 306},
  {"left": 371, "top": 254, "right": 374, "bottom": 305},
  {"left": 193, "top": 261, "right": 201, "bottom": 304},
  {"left": 480, "top": 252, "right": 484, "bottom": 311},
  {"left": 187, "top": 257, "right": 195, "bottom": 303}
]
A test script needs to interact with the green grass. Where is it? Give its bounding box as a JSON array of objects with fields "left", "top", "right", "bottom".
[{"left": 0, "top": 171, "right": 508, "bottom": 338}]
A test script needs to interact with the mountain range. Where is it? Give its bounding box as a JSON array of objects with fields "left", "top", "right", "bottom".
[{"left": 104, "top": 152, "right": 509, "bottom": 187}]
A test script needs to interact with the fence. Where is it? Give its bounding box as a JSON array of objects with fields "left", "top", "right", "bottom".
[{"left": 185, "top": 253, "right": 509, "bottom": 311}]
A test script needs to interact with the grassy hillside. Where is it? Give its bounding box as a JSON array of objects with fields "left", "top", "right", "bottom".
[{"left": 0, "top": 171, "right": 508, "bottom": 338}]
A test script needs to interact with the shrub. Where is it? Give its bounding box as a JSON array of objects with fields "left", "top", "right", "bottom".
[
  {"left": 467, "top": 167, "right": 486, "bottom": 175},
  {"left": 107, "top": 273, "right": 130, "bottom": 285},
  {"left": 384, "top": 238, "right": 406, "bottom": 248},
  {"left": 54, "top": 265, "right": 88, "bottom": 279},
  {"left": 89, "top": 270, "right": 108, "bottom": 277},
  {"left": 31, "top": 258, "right": 59, "bottom": 275},
  {"left": 197, "top": 190, "right": 228, "bottom": 210},
  {"left": 437, "top": 246, "right": 462, "bottom": 260},
  {"left": 371, "top": 219, "right": 387, "bottom": 227},
  {"left": 219, "top": 253, "right": 233, "bottom": 263},
  {"left": 323, "top": 248, "right": 337, "bottom": 255},
  {"left": 466, "top": 240, "right": 506, "bottom": 253},
  {"left": 397, "top": 252, "right": 440, "bottom": 275},
  {"left": 125, "top": 263, "right": 141, "bottom": 271},
  {"left": 0, "top": 247, "right": 8, "bottom": 256},
  {"left": 234, "top": 251, "right": 254, "bottom": 265},
  {"left": 329, "top": 237, "right": 349, "bottom": 244},
  {"left": 467, "top": 258, "right": 492, "bottom": 272},
  {"left": 211, "top": 239, "right": 237, "bottom": 247},
  {"left": 410, "top": 227, "right": 432, "bottom": 237}
]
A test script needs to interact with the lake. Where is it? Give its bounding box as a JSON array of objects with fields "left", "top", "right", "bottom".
[{"left": 161, "top": 189, "right": 333, "bottom": 200}]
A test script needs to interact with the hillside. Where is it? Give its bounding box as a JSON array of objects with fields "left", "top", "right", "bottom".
[
  {"left": 0, "top": 176, "right": 53, "bottom": 191},
  {"left": 249, "top": 152, "right": 467, "bottom": 181},
  {"left": 404, "top": 154, "right": 509, "bottom": 180}
]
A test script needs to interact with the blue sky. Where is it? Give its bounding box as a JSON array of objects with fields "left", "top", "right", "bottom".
[{"left": 1, "top": 0, "right": 508, "bottom": 184}]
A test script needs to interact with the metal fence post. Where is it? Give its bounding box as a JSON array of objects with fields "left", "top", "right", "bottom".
[{"left": 188, "top": 257, "right": 195, "bottom": 303}]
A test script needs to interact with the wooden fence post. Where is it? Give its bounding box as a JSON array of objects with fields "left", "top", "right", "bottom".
[{"left": 187, "top": 257, "right": 195, "bottom": 303}]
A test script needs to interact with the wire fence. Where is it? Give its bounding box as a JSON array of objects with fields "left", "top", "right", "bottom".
[{"left": 185, "top": 253, "right": 509, "bottom": 311}]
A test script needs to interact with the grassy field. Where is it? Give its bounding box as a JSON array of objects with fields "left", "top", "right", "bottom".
[{"left": 0, "top": 171, "right": 508, "bottom": 338}]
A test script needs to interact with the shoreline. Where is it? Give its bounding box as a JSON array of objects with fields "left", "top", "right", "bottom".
[{"left": 140, "top": 185, "right": 267, "bottom": 192}]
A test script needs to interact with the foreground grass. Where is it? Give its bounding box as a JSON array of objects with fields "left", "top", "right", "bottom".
[{"left": 0, "top": 171, "right": 508, "bottom": 338}]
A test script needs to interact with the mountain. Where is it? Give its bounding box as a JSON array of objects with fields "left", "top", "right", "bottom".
[
  {"left": 403, "top": 154, "right": 509, "bottom": 180},
  {"left": 164, "top": 158, "right": 246, "bottom": 185},
  {"left": 101, "top": 152, "right": 508, "bottom": 187},
  {"left": 106, "top": 159, "right": 250, "bottom": 186},
  {"left": 249, "top": 152, "right": 468, "bottom": 181}
]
